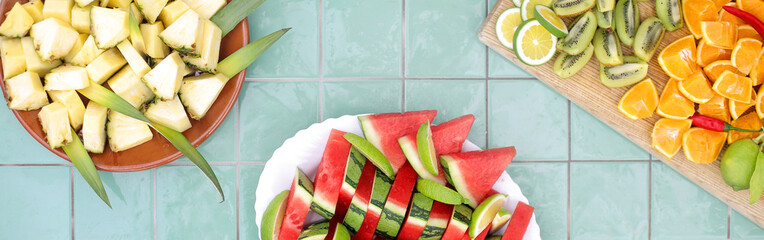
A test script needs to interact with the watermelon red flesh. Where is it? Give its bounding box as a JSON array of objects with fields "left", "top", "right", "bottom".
[
  {"left": 311, "top": 129, "right": 352, "bottom": 219},
  {"left": 335, "top": 147, "right": 367, "bottom": 221},
  {"left": 441, "top": 147, "right": 516, "bottom": 207},
  {"left": 375, "top": 163, "right": 418, "bottom": 238},
  {"left": 441, "top": 204, "right": 472, "bottom": 240},
  {"left": 354, "top": 169, "right": 394, "bottom": 240},
  {"left": 419, "top": 201, "right": 453, "bottom": 240},
  {"left": 397, "top": 192, "right": 434, "bottom": 240},
  {"left": 359, "top": 110, "right": 437, "bottom": 173},
  {"left": 340, "top": 161, "right": 377, "bottom": 234},
  {"left": 462, "top": 223, "right": 492, "bottom": 240},
  {"left": 278, "top": 168, "right": 315, "bottom": 240},
  {"left": 501, "top": 202, "right": 534, "bottom": 240}
]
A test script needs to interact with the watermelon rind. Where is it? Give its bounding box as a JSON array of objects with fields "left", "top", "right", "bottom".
[
  {"left": 354, "top": 169, "right": 394, "bottom": 239},
  {"left": 376, "top": 201, "right": 408, "bottom": 238},
  {"left": 341, "top": 147, "right": 367, "bottom": 195},
  {"left": 416, "top": 178, "right": 464, "bottom": 205},
  {"left": 416, "top": 120, "right": 439, "bottom": 175},
  {"left": 344, "top": 132, "right": 395, "bottom": 179},
  {"left": 341, "top": 162, "right": 376, "bottom": 235},
  {"left": 342, "top": 189, "right": 369, "bottom": 234},
  {"left": 278, "top": 168, "right": 315, "bottom": 240},
  {"left": 259, "top": 190, "right": 289, "bottom": 240},
  {"left": 442, "top": 204, "right": 473, "bottom": 239},
  {"left": 375, "top": 164, "right": 418, "bottom": 238},
  {"left": 420, "top": 202, "right": 451, "bottom": 240},
  {"left": 397, "top": 191, "right": 434, "bottom": 240},
  {"left": 311, "top": 130, "right": 352, "bottom": 219},
  {"left": 331, "top": 224, "right": 351, "bottom": 240},
  {"left": 297, "top": 221, "right": 330, "bottom": 240},
  {"left": 399, "top": 135, "right": 447, "bottom": 185}
]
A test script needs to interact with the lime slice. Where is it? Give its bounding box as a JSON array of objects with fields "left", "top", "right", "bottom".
[
  {"left": 520, "top": 0, "right": 554, "bottom": 20},
  {"left": 416, "top": 179, "right": 464, "bottom": 205},
  {"left": 344, "top": 132, "right": 396, "bottom": 179},
  {"left": 416, "top": 120, "right": 439, "bottom": 175},
  {"left": 490, "top": 208, "right": 512, "bottom": 232},
  {"left": 513, "top": 19, "right": 558, "bottom": 66},
  {"left": 534, "top": 5, "right": 568, "bottom": 37},
  {"left": 495, "top": 8, "right": 522, "bottom": 50},
  {"left": 468, "top": 193, "right": 507, "bottom": 238}
]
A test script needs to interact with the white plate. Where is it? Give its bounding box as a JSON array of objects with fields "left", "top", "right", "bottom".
[{"left": 254, "top": 114, "right": 541, "bottom": 240}]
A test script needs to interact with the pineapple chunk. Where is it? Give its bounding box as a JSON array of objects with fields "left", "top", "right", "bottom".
[
  {"left": 38, "top": 101, "right": 73, "bottom": 148},
  {"left": 135, "top": 0, "right": 169, "bottom": 23},
  {"left": 70, "top": 5, "right": 91, "bottom": 34},
  {"left": 0, "top": 3, "right": 34, "bottom": 37},
  {"left": 1, "top": 38, "right": 26, "bottom": 79},
  {"left": 22, "top": 0, "right": 44, "bottom": 23},
  {"left": 158, "top": 10, "right": 199, "bottom": 55},
  {"left": 21, "top": 37, "right": 62, "bottom": 77},
  {"left": 140, "top": 22, "right": 169, "bottom": 58},
  {"left": 90, "top": 7, "right": 129, "bottom": 49},
  {"left": 144, "top": 95, "right": 191, "bottom": 132},
  {"left": 47, "top": 90, "right": 86, "bottom": 130},
  {"left": 129, "top": 3, "right": 145, "bottom": 23},
  {"left": 116, "top": 41, "right": 151, "bottom": 76},
  {"left": 182, "top": 0, "right": 225, "bottom": 19},
  {"left": 75, "top": 0, "right": 96, "bottom": 7},
  {"left": 30, "top": 18, "right": 79, "bottom": 61},
  {"left": 64, "top": 34, "right": 88, "bottom": 63},
  {"left": 82, "top": 101, "right": 108, "bottom": 153},
  {"left": 106, "top": 0, "right": 131, "bottom": 9},
  {"left": 107, "top": 65, "right": 154, "bottom": 108},
  {"left": 178, "top": 73, "right": 227, "bottom": 120},
  {"left": 142, "top": 52, "right": 184, "bottom": 100},
  {"left": 42, "top": 0, "right": 74, "bottom": 24},
  {"left": 68, "top": 35, "right": 105, "bottom": 66},
  {"left": 44, "top": 65, "right": 90, "bottom": 90},
  {"left": 159, "top": 1, "right": 189, "bottom": 27},
  {"left": 4, "top": 72, "right": 48, "bottom": 110},
  {"left": 181, "top": 62, "right": 195, "bottom": 76},
  {"left": 86, "top": 48, "right": 127, "bottom": 84},
  {"left": 107, "top": 111, "right": 153, "bottom": 152},
  {"left": 183, "top": 18, "right": 220, "bottom": 73}
]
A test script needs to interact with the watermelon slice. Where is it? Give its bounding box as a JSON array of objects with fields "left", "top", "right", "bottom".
[
  {"left": 441, "top": 204, "right": 473, "bottom": 240},
  {"left": 278, "top": 168, "right": 315, "bottom": 240},
  {"left": 376, "top": 163, "right": 418, "bottom": 238},
  {"left": 501, "top": 202, "right": 534, "bottom": 240},
  {"left": 462, "top": 223, "right": 492, "bottom": 240},
  {"left": 399, "top": 114, "right": 475, "bottom": 185},
  {"left": 260, "top": 190, "right": 289, "bottom": 240},
  {"left": 359, "top": 110, "right": 437, "bottom": 174},
  {"left": 397, "top": 191, "right": 434, "bottom": 240},
  {"left": 441, "top": 147, "right": 516, "bottom": 207},
  {"left": 420, "top": 201, "right": 453, "bottom": 240},
  {"left": 342, "top": 161, "right": 377, "bottom": 234},
  {"left": 335, "top": 147, "right": 367, "bottom": 221},
  {"left": 354, "top": 169, "right": 394, "bottom": 240},
  {"left": 311, "top": 129, "right": 352, "bottom": 219}
]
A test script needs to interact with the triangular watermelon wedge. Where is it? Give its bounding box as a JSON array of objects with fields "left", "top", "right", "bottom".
[
  {"left": 441, "top": 147, "right": 516, "bottom": 207},
  {"left": 359, "top": 110, "right": 437, "bottom": 174},
  {"left": 311, "top": 129, "right": 352, "bottom": 219},
  {"left": 278, "top": 168, "right": 315, "bottom": 240}
]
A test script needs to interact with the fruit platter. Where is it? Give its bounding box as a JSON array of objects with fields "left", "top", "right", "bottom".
[
  {"left": 255, "top": 112, "right": 541, "bottom": 239},
  {"left": 479, "top": 0, "right": 764, "bottom": 229}
]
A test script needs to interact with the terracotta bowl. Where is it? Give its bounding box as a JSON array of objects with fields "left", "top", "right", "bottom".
[{"left": 0, "top": 0, "right": 249, "bottom": 172}]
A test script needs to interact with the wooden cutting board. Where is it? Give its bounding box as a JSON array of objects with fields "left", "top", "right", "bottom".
[{"left": 479, "top": 0, "right": 764, "bottom": 229}]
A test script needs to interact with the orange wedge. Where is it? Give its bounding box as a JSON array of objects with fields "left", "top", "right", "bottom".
[
  {"left": 697, "top": 40, "right": 732, "bottom": 67},
  {"left": 699, "top": 93, "right": 732, "bottom": 122},
  {"left": 682, "top": 127, "right": 727, "bottom": 164},
  {"left": 713, "top": 0, "right": 732, "bottom": 10},
  {"left": 712, "top": 70, "right": 753, "bottom": 102},
  {"left": 652, "top": 118, "right": 693, "bottom": 159},
  {"left": 657, "top": 78, "right": 696, "bottom": 119},
  {"left": 659, "top": 35, "right": 701, "bottom": 80},
  {"left": 729, "top": 88, "right": 757, "bottom": 119},
  {"left": 738, "top": 0, "right": 764, "bottom": 27},
  {"left": 739, "top": 25, "right": 764, "bottom": 42},
  {"left": 727, "top": 111, "right": 763, "bottom": 144},
  {"left": 704, "top": 60, "right": 744, "bottom": 82},
  {"left": 731, "top": 38, "right": 763, "bottom": 75},
  {"left": 618, "top": 79, "right": 659, "bottom": 120},
  {"left": 701, "top": 21, "right": 738, "bottom": 49},
  {"left": 684, "top": 0, "right": 721, "bottom": 39},
  {"left": 750, "top": 48, "right": 764, "bottom": 86},
  {"left": 756, "top": 85, "right": 764, "bottom": 118},
  {"left": 678, "top": 71, "right": 715, "bottom": 104}
]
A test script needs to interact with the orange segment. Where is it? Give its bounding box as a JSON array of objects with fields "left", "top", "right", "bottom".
[
  {"left": 729, "top": 88, "right": 757, "bottom": 119},
  {"left": 697, "top": 40, "right": 732, "bottom": 67},
  {"left": 739, "top": 25, "right": 764, "bottom": 42},
  {"left": 727, "top": 111, "right": 763, "bottom": 144},
  {"left": 713, "top": 0, "right": 732, "bottom": 10},
  {"left": 750, "top": 48, "right": 764, "bottom": 86},
  {"left": 738, "top": 0, "right": 764, "bottom": 26},
  {"left": 731, "top": 38, "right": 763, "bottom": 75},
  {"left": 701, "top": 21, "right": 738, "bottom": 49},
  {"left": 704, "top": 60, "right": 743, "bottom": 82},
  {"left": 682, "top": 127, "right": 727, "bottom": 164},
  {"left": 683, "top": 0, "right": 721, "bottom": 39},
  {"left": 618, "top": 79, "right": 659, "bottom": 120},
  {"left": 657, "top": 78, "right": 696, "bottom": 119},
  {"left": 756, "top": 85, "right": 764, "bottom": 118},
  {"left": 659, "top": 35, "right": 700, "bottom": 80},
  {"left": 712, "top": 70, "right": 753, "bottom": 102},
  {"left": 652, "top": 118, "right": 693, "bottom": 159},
  {"left": 699, "top": 93, "right": 731, "bottom": 122},
  {"left": 678, "top": 72, "right": 715, "bottom": 103}
]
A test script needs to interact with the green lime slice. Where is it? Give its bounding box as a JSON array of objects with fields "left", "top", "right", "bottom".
[
  {"left": 513, "top": 19, "right": 558, "bottom": 66},
  {"left": 416, "top": 120, "right": 439, "bottom": 175},
  {"left": 416, "top": 179, "right": 464, "bottom": 205},
  {"left": 534, "top": 5, "right": 568, "bottom": 37},
  {"left": 520, "top": 0, "right": 554, "bottom": 20},
  {"left": 495, "top": 8, "right": 523, "bottom": 50},
  {"left": 344, "top": 132, "right": 396, "bottom": 179},
  {"left": 468, "top": 193, "right": 507, "bottom": 238},
  {"left": 490, "top": 208, "right": 512, "bottom": 232},
  {"left": 260, "top": 190, "right": 289, "bottom": 240}
]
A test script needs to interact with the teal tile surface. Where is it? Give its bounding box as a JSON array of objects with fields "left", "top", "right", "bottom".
[
  {"left": 405, "top": 80, "right": 486, "bottom": 148},
  {"left": 651, "top": 162, "right": 727, "bottom": 240},
  {"left": 405, "top": 0, "right": 486, "bottom": 78},
  {"left": 239, "top": 165, "right": 265, "bottom": 240},
  {"left": 0, "top": 103, "right": 64, "bottom": 164},
  {"left": 488, "top": 80, "right": 568, "bottom": 160},
  {"left": 157, "top": 166, "right": 237, "bottom": 239},
  {"left": 570, "top": 104, "right": 650, "bottom": 160},
  {"left": 321, "top": 80, "right": 402, "bottom": 120},
  {"left": 239, "top": 81, "right": 319, "bottom": 162},
  {"left": 507, "top": 163, "right": 568, "bottom": 239},
  {"left": 74, "top": 171, "right": 152, "bottom": 239},
  {"left": 178, "top": 111, "right": 235, "bottom": 162},
  {"left": 0, "top": 166, "right": 70, "bottom": 240},
  {"left": 486, "top": 0, "right": 533, "bottom": 79},
  {"left": 322, "top": 0, "right": 402, "bottom": 77},
  {"left": 246, "top": 0, "right": 318, "bottom": 78},
  {"left": 732, "top": 210, "right": 764, "bottom": 239},
  {"left": 571, "top": 162, "right": 649, "bottom": 239}
]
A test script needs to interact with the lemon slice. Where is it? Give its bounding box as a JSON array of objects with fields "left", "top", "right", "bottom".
[
  {"left": 513, "top": 19, "right": 558, "bottom": 66},
  {"left": 468, "top": 193, "right": 507, "bottom": 238},
  {"left": 495, "top": 8, "right": 522, "bottom": 50},
  {"left": 520, "top": 0, "right": 554, "bottom": 20},
  {"left": 534, "top": 5, "right": 568, "bottom": 37}
]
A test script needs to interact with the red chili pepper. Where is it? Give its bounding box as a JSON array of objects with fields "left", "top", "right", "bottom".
[
  {"left": 723, "top": 6, "right": 764, "bottom": 38},
  {"left": 689, "top": 114, "right": 761, "bottom": 132}
]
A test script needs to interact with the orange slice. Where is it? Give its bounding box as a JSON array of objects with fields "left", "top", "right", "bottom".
[
  {"left": 699, "top": 93, "right": 732, "bottom": 122},
  {"left": 731, "top": 38, "right": 763, "bottom": 75},
  {"left": 750, "top": 48, "right": 764, "bottom": 86},
  {"left": 652, "top": 118, "right": 693, "bottom": 159},
  {"left": 739, "top": 25, "right": 764, "bottom": 42},
  {"left": 683, "top": 0, "right": 721, "bottom": 39},
  {"left": 727, "top": 111, "right": 763, "bottom": 144},
  {"left": 682, "top": 127, "right": 727, "bottom": 164},
  {"left": 659, "top": 35, "right": 701, "bottom": 80},
  {"left": 756, "top": 85, "right": 764, "bottom": 118},
  {"left": 713, "top": 0, "right": 732, "bottom": 10},
  {"left": 704, "top": 60, "right": 744, "bottom": 82},
  {"left": 697, "top": 40, "right": 732, "bottom": 67},
  {"left": 618, "top": 79, "right": 659, "bottom": 120},
  {"left": 729, "top": 88, "right": 757, "bottom": 119},
  {"left": 678, "top": 71, "right": 715, "bottom": 103},
  {"left": 701, "top": 21, "right": 738, "bottom": 50},
  {"left": 738, "top": 0, "right": 764, "bottom": 28},
  {"left": 712, "top": 70, "right": 753, "bottom": 102},
  {"left": 657, "top": 78, "right": 696, "bottom": 119}
]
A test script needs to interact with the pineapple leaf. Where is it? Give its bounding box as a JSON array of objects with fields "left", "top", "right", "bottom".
[
  {"left": 61, "top": 127, "right": 111, "bottom": 208},
  {"left": 210, "top": 0, "right": 266, "bottom": 36},
  {"left": 218, "top": 28, "right": 290, "bottom": 78}
]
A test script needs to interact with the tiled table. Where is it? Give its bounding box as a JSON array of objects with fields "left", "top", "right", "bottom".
[{"left": 2, "top": 0, "right": 764, "bottom": 239}]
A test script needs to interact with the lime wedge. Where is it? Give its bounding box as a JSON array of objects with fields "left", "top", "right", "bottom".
[
  {"left": 520, "top": 0, "right": 554, "bottom": 20},
  {"left": 417, "top": 120, "right": 439, "bottom": 175},
  {"left": 534, "top": 5, "right": 568, "bottom": 37},
  {"left": 344, "top": 132, "right": 396, "bottom": 179},
  {"left": 495, "top": 8, "right": 522, "bottom": 50},
  {"left": 490, "top": 208, "right": 512, "bottom": 233},
  {"left": 416, "top": 179, "right": 464, "bottom": 205},
  {"left": 260, "top": 190, "right": 289, "bottom": 240},
  {"left": 513, "top": 19, "right": 558, "bottom": 66},
  {"left": 468, "top": 193, "right": 507, "bottom": 238}
]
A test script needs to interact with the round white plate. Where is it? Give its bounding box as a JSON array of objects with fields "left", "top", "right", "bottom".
[{"left": 254, "top": 114, "right": 541, "bottom": 239}]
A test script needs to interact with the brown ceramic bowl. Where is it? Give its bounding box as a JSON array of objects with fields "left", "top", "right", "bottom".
[{"left": 0, "top": 0, "right": 249, "bottom": 172}]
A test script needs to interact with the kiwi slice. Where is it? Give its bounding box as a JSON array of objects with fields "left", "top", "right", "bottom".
[
  {"left": 557, "top": 11, "right": 597, "bottom": 55},
  {"left": 553, "top": 0, "right": 596, "bottom": 17},
  {"left": 633, "top": 17, "right": 666, "bottom": 62},
  {"left": 600, "top": 56, "right": 648, "bottom": 88},
  {"left": 554, "top": 44, "right": 594, "bottom": 78},
  {"left": 597, "top": 0, "right": 616, "bottom": 11},
  {"left": 593, "top": 28, "right": 623, "bottom": 66},
  {"left": 595, "top": 7, "right": 613, "bottom": 29},
  {"left": 614, "top": 0, "right": 639, "bottom": 46},
  {"left": 656, "top": 0, "right": 683, "bottom": 31}
]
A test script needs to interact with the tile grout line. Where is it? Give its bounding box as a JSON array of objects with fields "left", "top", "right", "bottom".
[
  {"left": 567, "top": 100, "right": 572, "bottom": 240},
  {"left": 153, "top": 168, "right": 157, "bottom": 240},
  {"left": 243, "top": 77, "right": 542, "bottom": 82},
  {"left": 70, "top": 166, "right": 75, "bottom": 240},
  {"left": 235, "top": 101, "right": 240, "bottom": 240},
  {"left": 648, "top": 160, "right": 652, "bottom": 240}
]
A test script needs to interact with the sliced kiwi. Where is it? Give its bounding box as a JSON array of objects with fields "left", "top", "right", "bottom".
[
  {"left": 557, "top": 11, "right": 598, "bottom": 55},
  {"left": 595, "top": 7, "right": 613, "bottom": 29},
  {"left": 633, "top": 17, "right": 666, "bottom": 62},
  {"left": 614, "top": 0, "right": 639, "bottom": 46},
  {"left": 597, "top": 0, "right": 616, "bottom": 11},
  {"left": 593, "top": 28, "right": 623, "bottom": 66},
  {"left": 554, "top": 44, "right": 594, "bottom": 78},
  {"left": 656, "top": 0, "right": 683, "bottom": 31},
  {"left": 553, "top": 0, "right": 597, "bottom": 17},
  {"left": 600, "top": 56, "right": 648, "bottom": 88}
]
